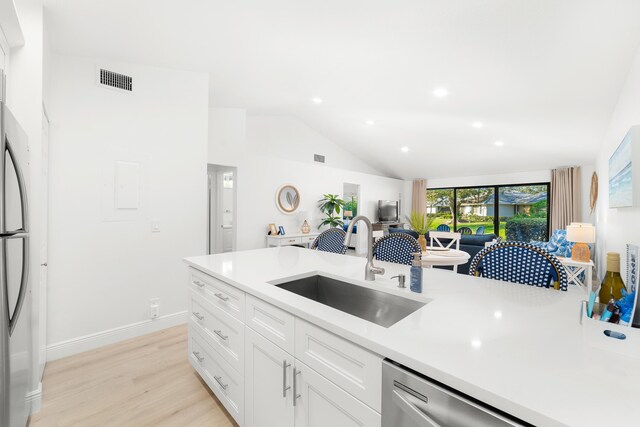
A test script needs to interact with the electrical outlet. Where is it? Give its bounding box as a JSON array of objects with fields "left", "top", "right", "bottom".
[
  {"left": 150, "top": 298, "right": 160, "bottom": 319},
  {"left": 151, "top": 219, "right": 161, "bottom": 233}
]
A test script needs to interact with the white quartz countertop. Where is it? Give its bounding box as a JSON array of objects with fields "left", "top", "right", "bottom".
[{"left": 184, "top": 247, "right": 640, "bottom": 427}]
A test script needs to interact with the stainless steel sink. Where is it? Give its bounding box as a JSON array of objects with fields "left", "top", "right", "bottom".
[{"left": 275, "top": 275, "right": 426, "bottom": 328}]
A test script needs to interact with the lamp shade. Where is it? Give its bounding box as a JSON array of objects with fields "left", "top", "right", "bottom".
[{"left": 566, "top": 223, "right": 596, "bottom": 243}]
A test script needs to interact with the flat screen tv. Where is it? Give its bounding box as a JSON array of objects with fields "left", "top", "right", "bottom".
[{"left": 378, "top": 200, "right": 399, "bottom": 223}]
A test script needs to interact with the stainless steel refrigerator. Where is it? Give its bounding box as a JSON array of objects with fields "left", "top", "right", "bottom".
[{"left": 0, "top": 71, "right": 32, "bottom": 427}]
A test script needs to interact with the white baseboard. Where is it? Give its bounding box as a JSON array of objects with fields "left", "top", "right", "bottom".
[
  {"left": 46, "top": 310, "right": 188, "bottom": 361},
  {"left": 27, "top": 383, "right": 42, "bottom": 414}
]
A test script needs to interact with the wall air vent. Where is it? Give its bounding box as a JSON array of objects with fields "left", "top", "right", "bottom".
[
  {"left": 314, "top": 154, "right": 325, "bottom": 163},
  {"left": 98, "top": 68, "right": 133, "bottom": 92}
]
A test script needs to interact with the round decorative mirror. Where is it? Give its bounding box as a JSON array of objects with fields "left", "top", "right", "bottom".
[{"left": 276, "top": 184, "right": 300, "bottom": 214}]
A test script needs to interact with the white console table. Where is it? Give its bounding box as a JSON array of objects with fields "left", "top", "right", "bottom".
[
  {"left": 266, "top": 232, "right": 320, "bottom": 248},
  {"left": 557, "top": 257, "right": 595, "bottom": 290}
]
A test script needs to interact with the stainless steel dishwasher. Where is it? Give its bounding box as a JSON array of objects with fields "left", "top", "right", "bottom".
[{"left": 382, "top": 360, "right": 529, "bottom": 427}]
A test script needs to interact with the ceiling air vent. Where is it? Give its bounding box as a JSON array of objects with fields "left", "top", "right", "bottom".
[
  {"left": 98, "top": 68, "right": 133, "bottom": 92},
  {"left": 314, "top": 154, "right": 325, "bottom": 163}
]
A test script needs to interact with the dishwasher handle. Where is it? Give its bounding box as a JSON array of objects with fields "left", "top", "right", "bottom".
[{"left": 392, "top": 386, "right": 442, "bottom": 427}]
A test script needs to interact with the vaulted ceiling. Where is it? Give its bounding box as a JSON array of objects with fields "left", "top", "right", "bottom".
[{"left": 46, "top": 0, "right": 640, "bottom": 179}]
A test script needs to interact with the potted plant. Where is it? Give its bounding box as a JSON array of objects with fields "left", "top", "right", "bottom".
[
  {"left": 408, "top": 211, "right": 434, "bottom": 250},
  {"left": 317, "top": 194, "right": 345, "bottom": 229}
]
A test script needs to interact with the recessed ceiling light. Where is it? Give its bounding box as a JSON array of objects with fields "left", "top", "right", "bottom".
[
  {"left": 494, "top": 140, "right": 504, "bottom": 147},
  {"left": 365, "top": 119, "right": 375, "bottom": 125},
  {"left": 432, "top": 87, "right": 448, "bottom": 98},
  {"left": 401, "top": 146, "right": 409, "bottom": 153},
  {"left": 472, "top": 121, "right": 484, "bottom": 128},
  {"left": 311, "top": 97, "right": 322, "bottom": 104}
]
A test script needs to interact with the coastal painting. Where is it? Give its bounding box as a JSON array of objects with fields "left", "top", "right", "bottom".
[{"left": 609, "top": 129, "right": 633, "bottom": 208}]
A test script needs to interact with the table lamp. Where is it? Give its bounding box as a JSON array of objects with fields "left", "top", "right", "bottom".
[{"left": 566, "top": 223, "right": 595, "bottom": 262}]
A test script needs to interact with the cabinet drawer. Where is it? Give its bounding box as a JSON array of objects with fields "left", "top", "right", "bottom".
[
  {"left": 189, "top": 326, "right": 243, "bottom": 426},
  {"left": 282, "top": 237, "right": 302, "bottom": 245},
  {"left": 301, "top": 235, "right": 317, "bottom": 244},
  {"left": 295, "top": 319, "right": 382, "bottom": 412},
  {"left": 189, "top": 267, "right": 245, "bottom": 321},
  {"left": 246, "top": 294, "right": 295, "bottom": 354},
  {"left": 190, "top": 291, "right": 244, "bottom": 374}
]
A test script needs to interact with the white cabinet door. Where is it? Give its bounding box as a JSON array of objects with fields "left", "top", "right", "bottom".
[
  {"left": 245, "top": 326, "right": 295, "bottom": 427},
  {"left": 294, "top": 360, "right": 381, "bottom": 427},
  {"left": 295, "top": 318, "right": 382, "bottom": 411}
]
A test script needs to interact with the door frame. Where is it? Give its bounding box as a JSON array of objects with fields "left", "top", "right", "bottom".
[
  {"left": 38, "top": 107, "right": 49, "bottom": 378},
  {"left": 207, "top": 164, "right": 237, "bottom": 254}
]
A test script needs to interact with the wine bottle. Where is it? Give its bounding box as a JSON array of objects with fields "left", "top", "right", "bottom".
[{"left": 599, "top": 252, "right": 626, "bottom": 303}]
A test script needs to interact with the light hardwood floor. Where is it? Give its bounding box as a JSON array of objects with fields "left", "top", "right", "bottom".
[{"left": 29, "top": 325, "right": 238, "bottom": 427}]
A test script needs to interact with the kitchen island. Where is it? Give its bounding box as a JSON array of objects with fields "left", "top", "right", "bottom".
[{"left": 184, "top": 246, "right": 640, "bottom": 427}]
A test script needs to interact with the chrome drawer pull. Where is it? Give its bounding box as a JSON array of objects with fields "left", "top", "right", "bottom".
[
  {"left": 214, "top": 329, "right": 228, "bottom": 341},
  {"left": 193, "top": 280, "right": 205, "bottom": 288},
  {"left": 192, "top": 351, "right": 204, "bottom": 363},
  {"left": 193, "top": 312, "right": 204, "bottom": 321},
  {"left": 214, "top": 292, "right": 229, "bottom": 302},
  {"left": 293, "top": 367, "right": 301, "bottom": 406},
  {"left": 282, "top": 360, "right": 291, "bottom": 397},
  {"left": 214, "top": 375, "right": 228, "bottom": 390}
]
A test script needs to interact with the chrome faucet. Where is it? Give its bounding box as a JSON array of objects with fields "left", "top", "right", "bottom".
[{"left": 344, "top": 215, "right": 385, "bottom": 281}]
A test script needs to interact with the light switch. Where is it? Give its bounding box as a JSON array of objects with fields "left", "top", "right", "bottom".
[{"left": 151, "top": 219, "right": 161, "bottom": 232}]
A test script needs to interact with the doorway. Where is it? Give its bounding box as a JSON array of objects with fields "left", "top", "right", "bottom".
[
  {"left": 208, "top": 164, "right": 237, "bottom": 254},
  {"left": 342, "top": 183, "right": 362, "bottom": 254}
]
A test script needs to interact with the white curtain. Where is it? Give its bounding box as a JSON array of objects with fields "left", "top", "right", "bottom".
[
  {"left": 551, "top": 167, "right": 581, "bottom": 231},
  {"left": 411, "top": 179, "right": 427, "bottom": 215}
]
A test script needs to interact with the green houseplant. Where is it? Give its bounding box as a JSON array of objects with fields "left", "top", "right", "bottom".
[
  {"left": 408, "top": 211, "right": 434, "bottom": 250},
  {"left": 318, "top": 194, "right": 345, "bottom": 229}
]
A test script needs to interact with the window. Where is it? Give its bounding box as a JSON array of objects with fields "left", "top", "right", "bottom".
[
  {"left": 426, "top": 188, "right": 453, "bottom": 230},
  {"left": 426, "top": 183, "right": 550, "bottom": 241},
  {"left": 456, "top": 187, "right": 495, "bottom": 235}
]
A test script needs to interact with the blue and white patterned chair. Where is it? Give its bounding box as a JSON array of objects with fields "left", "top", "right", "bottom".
[
  {"left": 372, "top": 233, "right": 421, "bottom": 265},
  {"left": 436, "top": 224, "right": 451, "bottom": 232},
  {"left": 311, "top": 228, "right": 348, "bottom": 255},
  {"left": 469, "top": 241, "right": 568, "bottom": 291}
]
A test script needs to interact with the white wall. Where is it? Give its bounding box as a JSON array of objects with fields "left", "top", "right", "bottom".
[
  {"left": 46, "top": 54, "right": 209, "bottom": 357},
  {"left": 594, "top": 45, "right": 640, "bottom": 279},
  {"left": 426, "top": 170, "right": 552, "bottom": 189},
  {"left": 208, "top": 109, "right": 404, "bottom": 252},
  {"left": 247, "top": 115, "right": 384, "bottom": 176}
]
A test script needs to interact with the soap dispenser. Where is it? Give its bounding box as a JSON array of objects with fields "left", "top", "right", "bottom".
[{"left": 410, "top": 252, "right": 423, "bottom": 293}]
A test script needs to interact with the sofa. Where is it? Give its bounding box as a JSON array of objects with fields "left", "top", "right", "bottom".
[{"left": 426, "top": 232, "right": 498, "bottom": 275}]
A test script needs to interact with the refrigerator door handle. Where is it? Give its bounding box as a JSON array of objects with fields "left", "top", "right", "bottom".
[
  {"left": 7, "top": 235, "right": 28, "bottom": 336},
  {"left": 5, "top": 137, "right": 29, "bottom": 233},
  {"left": 0, "top": 230, "right": 27, "bottom": 239},
  {"left": 4, "top": 137, "right": 30, "bottom": 336}
]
